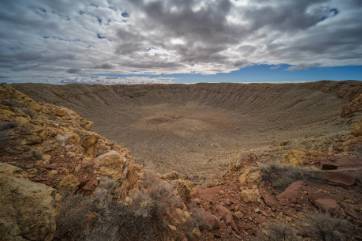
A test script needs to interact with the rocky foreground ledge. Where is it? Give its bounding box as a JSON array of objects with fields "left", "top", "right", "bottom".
[{"left": 1, "top": 84, "right": 362, "bottom": 241}]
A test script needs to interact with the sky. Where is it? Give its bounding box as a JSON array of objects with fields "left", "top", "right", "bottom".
[{"left": 0, "top": 0, "right": 361, "bottom": 84}]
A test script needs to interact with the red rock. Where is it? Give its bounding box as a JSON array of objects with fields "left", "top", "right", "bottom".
[
  {"left": 215, "top": 205, "right": 237, "bottom": 231},
  {"left": 81, "top": 178, "right": 98, "bottom": 192},
  {"left": 313, "top": 198, "right": 338, "bottom": 212},
  {"left": 260, "top": 188, "right": 278, "bottom": 208},
  {"left": 277, "top": 181, "right": 304, "bottom": 204},
  {"left": 198, "top": 209, "right": 219, "bottom": 230},
  {"left": 325, "top": 172, "right": 356, "bottom": 186}
]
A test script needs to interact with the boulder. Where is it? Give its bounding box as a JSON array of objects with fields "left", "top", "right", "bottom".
[
  {"left": 0, "top": 165, "right": 58, "bottom": 241},
  {"left": 174, "top": 179, "right": 192, "bottom": 203},
  {"left": 0, "top": 163, "right": 25, "bottom": 177},
  {"left": 215, "top": 205, "right": 237, "bottom": 231},
  {"left": 94, "top": 150, "right": 126, "bottom": 180},
  {"left": 192, "top": 227, "right": 202, "bottom": 238},
  {"left": 202, "top": 211, "right": 220, "bottom": 230},
  {"left": 54, "top": 107, "right": 67, "bottom": 117},
  {"left": 240, "top": 187, "right": 261, "bottom": 203},
  {"left": 56, "top": 132, "right": 80, "bottom": 146},
  {"left": 313, "top": 198, "right": 339, "bottom": 213},
  {"left": 351, "top": 119, "right": 362, "bottom": 137},
  {"left": 239, "top": 167, "right": 261, "bottom": 186},
  {"left": 58, "top": 174, "right": 80, "bottom": 192},
  {"left": 80, "top": 119, "right": 93, "bottom": 130},
  {"left": 260, "top": 187, "right": 278, "bottom": 208},
  {"left": 324, "top": 172, "right": 356, "bottom": 186},
  {"left": 81, "top": 134, "right": 98, "bottom": 156},
  {"left": 94, "top": 150, "right": 124, "bottom": 167},
  {"left": 161, "top": 171, "right": 180, "bottom": 180},
  {"left": 277, "top": 180, "right": 304, "bottom": 204}
]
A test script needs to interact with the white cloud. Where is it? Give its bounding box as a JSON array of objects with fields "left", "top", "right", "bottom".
[{"left": 0, "top": 0, "right": 361, "bottom": 83}]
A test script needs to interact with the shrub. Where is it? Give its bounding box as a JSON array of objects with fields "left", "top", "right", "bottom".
[
  {"left": 304, "top": 214, "right": 353, "bottom": 241},
  {"left": 260, "top": 163, "right": 321, "bottom": 191},
  {"left": 55, "top": 177, "right": 167, "bottom": 241},
  {"left": 255, "top": 222, "right": 299, "bottom": 241},
  {"left": 55, "top": 174, "right": 196, "bottom": 241}
]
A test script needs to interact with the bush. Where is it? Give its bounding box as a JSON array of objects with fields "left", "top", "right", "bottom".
[
  {"left": 260, "top": 163, "right": 321, "bottom": 191},
  {"left": 54, "top": 175, "right": 192, "bottom": 241},
  {"left": 255, "top": 222, "right": 299, "bottom": 241},
  {"left": 304, "top": 214, "right": 353, "bottom": 241},
  {"left": 55, "top": 180, "right": 164, "bottom": 241},
  {"left": 255, "top": 214, "right": 355, "bottom": 241}
]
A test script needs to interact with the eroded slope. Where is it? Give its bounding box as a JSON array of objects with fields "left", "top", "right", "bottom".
[{"left": 15, "top": 81, "right": 362, "bottom": 180}]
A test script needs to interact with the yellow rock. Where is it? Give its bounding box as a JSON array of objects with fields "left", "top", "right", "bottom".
[
  {"left": 351, "top": 119, "right": 362, "bottom": 137},
  {"left": 94, "top": 151, "right": 126, "bottom": 180},
  {"left": 175, "top": 179, "right": 192, "bottom": 203},
  {"left": 161, "top": 171, "right": 180, "bottom": 180},
  {"left": 239, "top": 167, "right": 261, "bottom": 186},
  {"left": 56, "top": 132, "right": 80, "bottom": 146},
  {"left": 174, "top": 208, "right": 190, "bottom": 224},
  {"left": 168, "top": 224, "right": 177, "bottom": 231},
  {"left": 35, "top": 128, "right": 48, "bottom": 140},
  {"left": 94, "top": 150, "right": 124, "bottom": 167},
  {"left": 0, "top": 165, "right": 58, "bottom": 241},
  {"left": 48, "top": 170, "right": 58, "bottom": 178},
  {"left": 82, "top": 134, "right": 98, "bottom": 156},
  {"left": 0, "top": 108, "right": 15, "bottom": 120},
  {"left": 58, "top": 174, "right": 80, "bottom": 191},
  {"left": 15, "top": 116, "right": 30, "bottom": 126},
  {"left": 192, "top": 227, "right": 202, "bottom": 238},
  {"left": 54, "top": 107, "right": 67, "bottom": 117},
  {"left": 42, "top": 154, "right": 52, "bottom": 163},
  {"left": 28, "top": 101, "right": 42, "bottom": 112},
  {"left": 284, "top": 149, "right": 305, "bottom": 166},
  {"left": 80, "top": 119, "right": 93, "bottom": 130},
  {"left": 240, "top": 188, "right": 260, "bottom": 203},
  {"left": 0, "top": 163, "right": 25, "bottom": 177}
]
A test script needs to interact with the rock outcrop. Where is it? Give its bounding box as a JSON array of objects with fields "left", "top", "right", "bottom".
[
  {"left": 0, "top": 85, "right": 200, "bottom": 241},
  {"left": 0, "top": 163, "right": 58, "bottom": 241},
  {"left": 0, "top": 84, "right": 142, "bottom": 197}
]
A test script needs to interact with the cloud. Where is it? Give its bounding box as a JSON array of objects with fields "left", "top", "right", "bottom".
[
  {"left": 67, "top": 68, "right": 82, "bottom": 74},
  {"left": 0, "top": 0, "right": 361, "bottom": 83}
]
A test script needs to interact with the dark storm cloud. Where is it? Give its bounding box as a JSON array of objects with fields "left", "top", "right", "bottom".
[
  {"left": 0, "top": 0, "right": 361, "bottom": 82},
  {"left": 67, "top": 68, "right": 81, "bottom": 74},
  {"left": 95, "top": 63, "right": 114, "bottom": 69},
  {"left": 243, "top": 0, "right": 330, "bottom": 31},
  {"left": 128, "top": 0, "right": 236, "bottom": 44}
]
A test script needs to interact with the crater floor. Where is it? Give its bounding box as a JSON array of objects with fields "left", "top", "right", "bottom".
[{"left": 16, "top": 82, "right": 359, "bottom": 180}]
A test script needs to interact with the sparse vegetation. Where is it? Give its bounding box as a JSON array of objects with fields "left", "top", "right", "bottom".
[
  {"left": 255, "top": 222, "right": 299, "bottom": 241},
  {"left": 256, "top": 214, "right": 354, "bottom": 241},
  {"left": 260, "top": 163, "right": 322, "bottom": 191},
  {"left": 55, "top": 175, "right": 196, "bottom": 241},
  {"left": 303, "top": 214, "right": 354, "bottom": 241},
  {"left": 55, "top": 179, "right": 167, "bottom": 241}
]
